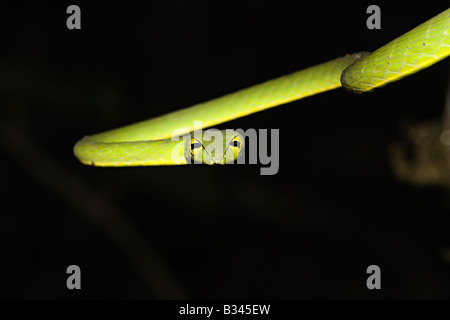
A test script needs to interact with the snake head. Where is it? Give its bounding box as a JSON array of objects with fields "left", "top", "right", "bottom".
[{"left": 185, "top": 129, "right": 244, "bottom": 165}]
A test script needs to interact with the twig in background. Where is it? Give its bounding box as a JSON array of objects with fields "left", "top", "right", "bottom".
[{"left": 0, "top": 122, "right": 186, "bottom": 299}]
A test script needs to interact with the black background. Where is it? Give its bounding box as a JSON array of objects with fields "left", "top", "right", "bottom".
[{"left": 0, "top": 1, "right": 450, "bottom": 299}]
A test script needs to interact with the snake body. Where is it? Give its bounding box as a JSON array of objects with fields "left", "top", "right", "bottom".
[{"left": 74, "top": 9, "right": 450, "bottom": 166}]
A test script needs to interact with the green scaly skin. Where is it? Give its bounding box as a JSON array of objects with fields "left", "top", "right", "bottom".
[
  {"left": 341, "top": 9, "right": 450, "bottom": 93},
  {"left": 74, "top": 9, "right": 450, "bottom": 166}
]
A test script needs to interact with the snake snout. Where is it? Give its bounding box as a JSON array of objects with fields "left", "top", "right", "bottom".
[{"left": 211, "top": 158, "right": 226, "bottom": 165}]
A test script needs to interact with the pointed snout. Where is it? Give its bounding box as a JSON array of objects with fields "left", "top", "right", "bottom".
[
  {"left": 211, "top": 157, "right": 226, "bottom": 165},
  {"left": 208, "top": 150, "right": 226, "bottom": 165}
]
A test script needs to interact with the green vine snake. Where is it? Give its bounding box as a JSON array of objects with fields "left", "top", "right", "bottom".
[{"left": 74, "top": 9, "right": 450, "bottom": 166}]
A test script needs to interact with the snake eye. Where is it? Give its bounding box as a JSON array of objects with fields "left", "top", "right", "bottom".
[
  {"left": 228, "top": 136, "right": 243, "bottom": 151},
  {"left": 190, "top": 138, "right": 203, "bottom": 156},
  {"left": 191, "top": 142, "right": 202, "bottom": 149},
  {"left": 230, "top": 140, "right": 241, "bottom": 148}
]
